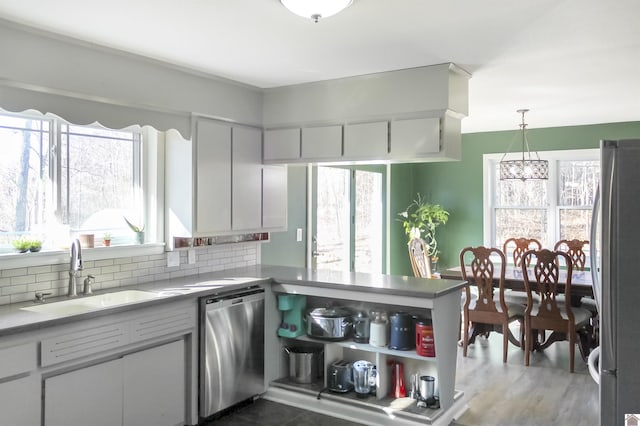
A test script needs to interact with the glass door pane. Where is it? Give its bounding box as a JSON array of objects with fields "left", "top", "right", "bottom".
[
  {"left": 354, "top": 170, "right": 383, "bottom": 273},
  {"left": 315, "top": 167, "right": 350, "bottom": 271}
]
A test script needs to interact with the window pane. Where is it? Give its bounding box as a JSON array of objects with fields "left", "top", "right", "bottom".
[
  {"left": 495, "top": 208, "right": 547, "bottom": 247},
  {"left": 316, "top": 167, "right": 350, "bottom": 271},
  {"left": 0, "top": 114, "right": 51, "bottom": 250},
  {"left": 559, "top": 209, "right": 592, "bottom": 241},
  {"left": 61, "top": 124, "right": 141, "bottom": 236},
  {"left": 559, "top": 160, "right": 599, "bottom": 206},
  {"left": 495, "top": 164, "right": 547, "bottom": 206},
  {"left": 354, "top": 170, "right": 382, "bottom": 274}
]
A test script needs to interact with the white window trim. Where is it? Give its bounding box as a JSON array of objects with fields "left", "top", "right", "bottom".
[
  {"left": 0, "top": 111, "right": 166, "bottom": 267},
  {"left": 482, "top": 148, "right": 599, "bottom": 248}
]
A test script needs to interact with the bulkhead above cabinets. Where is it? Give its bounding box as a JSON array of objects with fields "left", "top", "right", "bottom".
[
  {"left": 263, "top": 110, "right": 463, "bottom": 165},
  {"left": 261, "top": 63, "right": 469, "bottom": 165}
]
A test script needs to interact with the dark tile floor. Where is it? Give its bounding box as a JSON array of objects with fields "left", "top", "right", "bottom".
[{"left": 201, "top": 398, "right": 366, "bottom": 426}]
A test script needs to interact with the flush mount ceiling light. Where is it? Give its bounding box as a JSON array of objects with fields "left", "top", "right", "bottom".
[
  {"left": 499, "top": 109, "right": 549, "bottom": 181},
  {"left": 280, "top": 0, "right": 353, "bottom": 23}
]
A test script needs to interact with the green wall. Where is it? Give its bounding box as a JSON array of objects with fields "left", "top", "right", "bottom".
[
  {"left": 395, "top": 121, "right": 640, "bottom": 274},
  {"left": 261, "top": 165, "right": 308, "bottom": 267},
  {"left": 263, "top": 121, "right": 640, "bottom": 275}
]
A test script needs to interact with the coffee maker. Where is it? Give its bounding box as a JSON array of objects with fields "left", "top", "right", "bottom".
[{"left": 277, "top": 294, "right": 306, "bottom": 338}]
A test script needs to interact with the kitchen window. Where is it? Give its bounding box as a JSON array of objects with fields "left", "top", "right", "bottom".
[
  {"left": 0, "top": 110, "right": 145, "bottom": 253},
  {"left": 483, "top": 149, "right": 599, "bottom": 259}
]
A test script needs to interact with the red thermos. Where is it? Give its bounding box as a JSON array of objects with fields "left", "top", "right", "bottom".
[{"left": 415, "top": 318, "right": 436, "bottom": 357}]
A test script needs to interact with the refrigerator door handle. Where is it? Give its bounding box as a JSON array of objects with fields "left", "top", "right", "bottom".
[{"left": 601, "top": 144, "right": 617, "bottom": 373}]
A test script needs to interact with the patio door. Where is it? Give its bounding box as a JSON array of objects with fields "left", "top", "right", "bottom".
[{"left": 310, "top": 165, "right": 386, "bottom": 273}]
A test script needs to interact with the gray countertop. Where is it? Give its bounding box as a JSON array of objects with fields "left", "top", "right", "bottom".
[{"left": 0, "top": 265, "right": 466, "bottom": 337}]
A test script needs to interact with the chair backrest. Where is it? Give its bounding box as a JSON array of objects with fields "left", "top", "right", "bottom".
[
  {"left": 553, "top": 239, "right": 589, "bottom": 271},
  {"left": 521, "top": 249, "right": 574, "bottom": 321},
  {"left": 408, "top": 238, "right": 432, "bottom": 279},
  {"left": 503, "top": 237, "right": 542, "bottom": 268},
  {"left": 459, "top": 246, "right": 507, "bottom": 314}
]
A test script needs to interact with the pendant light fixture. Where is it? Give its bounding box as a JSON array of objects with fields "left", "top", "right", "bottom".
[
  {"left": 499, "top": 109, "right": 549, "bottom": 180},
  {"left": 280, "top": 0, "right": 353, "bottom": 23}
]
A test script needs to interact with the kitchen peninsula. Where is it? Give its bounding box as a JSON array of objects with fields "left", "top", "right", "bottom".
[{"left": 0, "top": 265, "right": 466, "bottom": 426}]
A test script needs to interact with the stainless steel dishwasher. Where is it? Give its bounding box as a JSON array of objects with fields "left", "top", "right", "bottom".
[{"left": 199, "top": 286, "right": 265, "bottom": 419}]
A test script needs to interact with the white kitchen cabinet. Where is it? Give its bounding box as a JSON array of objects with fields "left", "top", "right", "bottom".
[
  {"left": 264, "top": 128, "right": 300, "bottom": 162},
  {"left": 301, "top": 125, "right": 342, "bottom": 160},
  {"left": 232, "top": 126, "right": 263, "bottom": 231},
  {"left": 343, "top": 121, "right": 389, "bottom": 160},
  {"left": 391, "top": 117, "right": 440, "bottom": 158},
  {"left": 0, "top": 342, "right": 39, "bottom": 426},
  {"left": 262, "top": 165, "right": 288, "bottom": 229},
  {"left": 45, "top": 358, "right": 124, "bottom": 426},
  {"left": 167, "top": 117, "right": 288, "bottom": 243},
  {"left": 123, "top": 340, "right": 185, "bottom": 426},
  {"left": 0, "top": 375, "right": 39, "bottom": 426},
  {"left": 44, "top": 340, "right": 187, "bottom": 426},
  {"left": 195, "top": 118, "right": 232, "bottom": 233}
]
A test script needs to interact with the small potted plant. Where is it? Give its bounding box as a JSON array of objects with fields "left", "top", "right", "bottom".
[
  {"left": 29, "top": 239, "right": 43, "bottom": 252},
  {"left": 103, "top": 233, "right": 112, "bottom": 247},
  {"left": 124, "top": 217, "right": 145, "bottom": 244},
  {"left": 12, "top": 237, "right": 31, "bottom": 253}
]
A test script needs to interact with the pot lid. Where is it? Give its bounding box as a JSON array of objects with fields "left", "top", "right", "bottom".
[{"left": 309, "top": 306, "right": 351, "bottom": 318}]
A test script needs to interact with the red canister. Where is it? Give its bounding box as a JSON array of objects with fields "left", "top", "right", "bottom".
[{"left": 415, "top": 318, "right": 436, "bottom": 357}]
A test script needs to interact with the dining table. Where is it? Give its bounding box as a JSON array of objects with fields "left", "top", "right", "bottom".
[{"left": 440, "top": 264, "right": 594, "bottom": 306}]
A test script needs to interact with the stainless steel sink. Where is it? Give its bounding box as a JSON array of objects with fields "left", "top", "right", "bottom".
[{"left": 21, "top": 290, "right": 162, "bottom": 316}]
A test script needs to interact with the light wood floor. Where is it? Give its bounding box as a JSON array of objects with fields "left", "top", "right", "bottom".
[{"left": 452, "top": 325, "right": 599, "bottom": 426}]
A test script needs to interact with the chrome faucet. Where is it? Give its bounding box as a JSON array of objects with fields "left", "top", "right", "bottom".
[{"left": 68, "top": 239, "right": 83, "bottom": 297}]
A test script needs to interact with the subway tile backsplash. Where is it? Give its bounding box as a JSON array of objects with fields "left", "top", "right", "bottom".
[{"left": 0, "top": 243, "right": 259, "bottom": 306}]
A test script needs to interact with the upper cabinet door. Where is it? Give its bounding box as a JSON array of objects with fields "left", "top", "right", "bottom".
[
  {"left": 301, "top": 125, "right": 342, "bottom": 160},
  {"left": 195, "top": 118, "right": 232, "bottom": 234},
  {"left": 262, "top": 165, "right": 288, "bottom": 230},
  {"left": 264, "top": 128, "right": 300, "bottom": 162},
  {"left": 343, "top": 121, "right": 389, "bottom": 160},
  {"left": 391, "top": 117, "right": 441, "bottom": 158},
  {"left": 232, "top": 126, "right": 263, "bottom": 231}
]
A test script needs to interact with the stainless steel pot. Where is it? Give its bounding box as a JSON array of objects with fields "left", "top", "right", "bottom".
[
  {"left": 306, "top": 306, "right": 353, "bottom": 340},
  {"left": 284, "top": 346, "right": 323, "bottom": 384}
]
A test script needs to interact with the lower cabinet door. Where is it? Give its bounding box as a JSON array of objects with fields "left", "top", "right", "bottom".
[
  {"left": 123, "top": 340, "right": 185, "bottom": 426},
  {"left": 44, "top": 358, "right": 123, "bottom": 426},
  {"left": 0, "top": 375, "right": 40, "bottom": 426}
]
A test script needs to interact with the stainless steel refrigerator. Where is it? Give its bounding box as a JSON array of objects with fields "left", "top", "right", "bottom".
[{"left": 590, "top": 139, "right": 640, "bottom": 425}]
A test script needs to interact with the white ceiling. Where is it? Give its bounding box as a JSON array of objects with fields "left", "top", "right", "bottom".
[{"left": 1, "top": 0, "right": 639, "bottom": 133}]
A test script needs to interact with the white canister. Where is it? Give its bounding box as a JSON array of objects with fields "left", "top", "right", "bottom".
[{"left": 369, "top": 314, "right": 388, "bottom": 347}]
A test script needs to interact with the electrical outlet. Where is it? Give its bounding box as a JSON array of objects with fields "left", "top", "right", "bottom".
[
  {"left": 188, "top": 249, "right": 196, "bottom": 264},
  {"left": 167, "top": 251, "right": 180, "bottom": 267},
  {"left": 296, "top": 228, "right": 303, "bottom": 242}
]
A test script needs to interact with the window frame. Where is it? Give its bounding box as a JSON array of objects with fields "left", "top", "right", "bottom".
[
  {"left": 483, "top": 148, "right": 599, "bottom": 250},
  {"left": 0, "top": 110, "right": 164, "bottom": 267}
]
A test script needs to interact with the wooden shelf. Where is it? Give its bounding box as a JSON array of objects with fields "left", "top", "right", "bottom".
[
  {"left": 289, "top": 335, "right": 438, "bottom": 362},
  {"left": 270, "top": 377, "right": 464, "bottom": 425}
]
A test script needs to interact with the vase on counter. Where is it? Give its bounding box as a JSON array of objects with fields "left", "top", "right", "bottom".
[{"left": 136, "top": 231, "right": 144, "bottom": 244}]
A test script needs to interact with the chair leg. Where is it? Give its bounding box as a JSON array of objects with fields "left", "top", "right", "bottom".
[
  {"left": 502, "top": 323, "right": 509, "bottom": 363},
  {"left": 569, "top": 333, "right": 575, "bottom": 373},
  {"left": 463, "top": 316, "right": 469, "bottom": 357},
  {"left": 524, "top": 318, "right": 531, "bottom": 366}
]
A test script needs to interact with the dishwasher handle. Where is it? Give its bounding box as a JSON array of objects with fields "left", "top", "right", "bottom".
[{"left": 203, "top": 287, "right": 264, "bottom": 307}]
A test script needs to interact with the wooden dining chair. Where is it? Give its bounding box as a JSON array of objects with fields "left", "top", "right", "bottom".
[
  {"left": 553, "top": 239, "right": 589, "bottom": 271},
  {"left": 459, "top": 246, "right": 524, "bottom": 363},
  {"left": 554, "top": 238, "right": 598, "bottom": 345},
  {"left": 503, "top": 237, "right": 542, "bottom": 268},
  {"left": 408, "top": 238, "right": 432, "bottom": 279},
  {"left": 502, "top": 237, "right": 543, "bottom": 307},
  {"left": 521, "top": 249, "right": 592, "bottom": 372}
]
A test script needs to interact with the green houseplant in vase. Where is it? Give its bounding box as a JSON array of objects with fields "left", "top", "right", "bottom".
[
  {"left": 397, "top": 193, "right": 449, "bottom": 271},
  {"left": 124, "top": 217, "right": 145, "bottom": 244}
]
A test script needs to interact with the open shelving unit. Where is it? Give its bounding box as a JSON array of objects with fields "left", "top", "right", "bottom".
[{"left": 264, "top": 282, "right": 468, "bottom": 426}]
